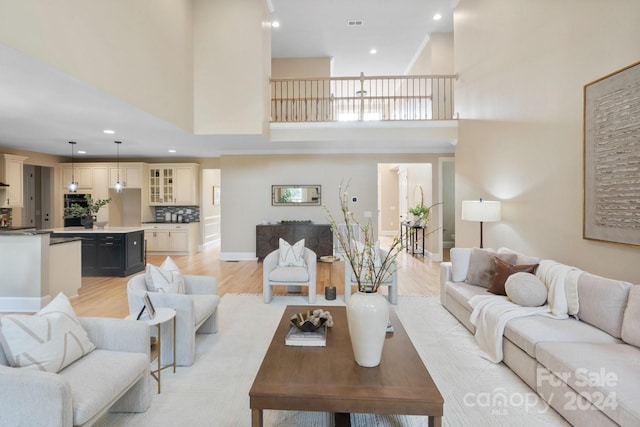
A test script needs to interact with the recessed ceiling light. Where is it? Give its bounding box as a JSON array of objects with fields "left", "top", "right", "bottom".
[
  {"left": 369, "top": 49, "right": 377, "bottom": 55},
  {"left": 271, "top": 21, "right": 280, "bottom": 28},
  {"left": 433, "top": 13, "right": 442, "bottom": 21},
  {"left": 103, "top": 129, "right": 115, "bottom": 134},
  {"left": 168, "top": 149, "right": 176, "bottom": 153},
  {"left": 78, "top": 150, "right": 86, "bottom": 154}
]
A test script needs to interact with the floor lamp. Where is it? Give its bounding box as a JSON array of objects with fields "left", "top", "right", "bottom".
[{"left": 461, "top": 199, "right": 501, "bottom": 248}]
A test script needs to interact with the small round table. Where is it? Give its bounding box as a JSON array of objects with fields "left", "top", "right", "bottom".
[
  {"left": 126, "top": 307, "right": 176, "bottom": 394},
  {"left": 319, "top": 255, "right": 340, "bottom": 300}
]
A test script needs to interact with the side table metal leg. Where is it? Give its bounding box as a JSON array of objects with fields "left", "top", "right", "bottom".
[
  {"left": 172, "top": 316, "right": 176, "bottom": 373},
  {"left": 156, "top": 323, "right": 162, "bottom": 394}
]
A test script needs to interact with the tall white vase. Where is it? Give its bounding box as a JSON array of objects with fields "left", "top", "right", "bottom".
[{"left": 346, "top": 291, "right": 390, "bottom": 367}]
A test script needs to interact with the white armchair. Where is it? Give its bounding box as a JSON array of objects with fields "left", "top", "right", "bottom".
[
  {"left": 0, "top": 317, "right": 150, "bottom": 427},
  {"left": 263, "top": 247, "right": 317, "bottom": 303},
  {"left": 127, "top": 274, "right": 220, "bottom": 367},
  {"left": 344, "top": 248, "right": 398, "bottom": 304}
]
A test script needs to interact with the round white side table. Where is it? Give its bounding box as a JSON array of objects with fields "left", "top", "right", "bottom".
[{"left": 126, "top": 307, "right": 176, "bottom": 393}]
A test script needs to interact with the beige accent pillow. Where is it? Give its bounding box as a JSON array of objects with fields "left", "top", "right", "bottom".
[
  {"left": 278, "top": 238, "right": 306, "bottom": 267},
  {"left": 465, "top": 248, "right": 517, "bottom": 288},
  {"left": 0, "top": 293, "right": 95, "bottom": 373},
  {"left": 145, "top": 256, "right": 185, "bottom": 294},
  {"left": 505, "top": 273, "right": 548, "bottom": 307},
  {"left": 621, "top": 286, "right": 640, "bottom": 348}
]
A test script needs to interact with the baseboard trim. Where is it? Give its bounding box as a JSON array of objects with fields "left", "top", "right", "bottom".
[{"left": 0, "top": 296, "right": 51, "bottom": 313}]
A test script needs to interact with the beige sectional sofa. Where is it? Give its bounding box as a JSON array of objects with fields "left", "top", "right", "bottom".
[{"left": 440, "top": 247, "right": 639, "bottom": 427}]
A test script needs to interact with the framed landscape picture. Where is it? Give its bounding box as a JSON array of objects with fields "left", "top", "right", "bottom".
[{"left": 583, "top": 61, "right": 640, "bottom": 246}]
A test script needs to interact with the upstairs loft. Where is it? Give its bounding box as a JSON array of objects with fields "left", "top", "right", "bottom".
[{"left": 269, "top": 73, "right": 459, "bottom": 154}]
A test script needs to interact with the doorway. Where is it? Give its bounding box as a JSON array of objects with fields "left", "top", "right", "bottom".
[{"left": 22, "top": 165, "right": 53, "bottom": 229}]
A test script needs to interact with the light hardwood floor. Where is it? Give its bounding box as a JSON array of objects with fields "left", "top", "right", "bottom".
[{"left": 70, "top": 240, "right": 446, "bottom": 318}]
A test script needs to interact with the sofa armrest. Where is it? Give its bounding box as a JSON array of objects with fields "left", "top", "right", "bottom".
[
  {"left": 0, "top": 364, "right": 73, "bottom": 427},
  {"left": 440, "top": 262, "right": 452, "bottom": 306},
  {"left": 79, "top": 317, "right": 149, "bottom": 356},
  {"left": 184, "top": 274, "right": 218, "bottom": 295}
]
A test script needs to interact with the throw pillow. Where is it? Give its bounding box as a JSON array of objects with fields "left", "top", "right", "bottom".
[
  {"left": 505, "top": 273, "right": 548, "bottom": 307},
  {"left": 0, "top": 293, "right": 95, "bottom": 373},
  {"left": 488, "top": 257, "right": 538, "bottom": 296},
  {"left": 278, "top": 238, "right": 306, "bottom": 267},
  {"left": 621, "top": 285, "right": 640, "bottom": 347},
  {"left": 465, "top": 248, "right": 517, "bottom": 288},
  {"left": 145, "top": 256, "right": 185, "bottom": 294}
]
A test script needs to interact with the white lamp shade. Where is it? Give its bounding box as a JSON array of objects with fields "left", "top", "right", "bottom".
[{"left": 461, "top": 200, "right": 501, "bottom": 222}]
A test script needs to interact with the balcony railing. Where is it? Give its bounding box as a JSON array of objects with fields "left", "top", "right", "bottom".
[{"left": 270, "top": 73, "right": 457, "bottom": 123}]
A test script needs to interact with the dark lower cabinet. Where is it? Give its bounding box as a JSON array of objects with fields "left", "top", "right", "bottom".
[
  {"left": 52, "top": 230, "right": 145, "bottom": 277},
  {"left": 256, "top": 224, "right": 333, "bottom": 261}
]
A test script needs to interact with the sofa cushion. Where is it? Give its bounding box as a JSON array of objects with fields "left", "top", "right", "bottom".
[
  {"left": 0, "top": 293, "right": 95, "bottom": 373},
  {"left": 504, "top": 315, "right": 620, "bottom": 358},
  {"left": 505, "top": 272, "right": 547, "bottom": 307},
  {"left": 269, "top": 266, "right": 310, "bottom": 283},
  {"left": 488, "top": 258, "right": 538, "bottom": 296},
  {"left": 450, "top": 248, "right": 471, "bottom": 282},
  {"left": 145, "top": 256, "right": 185, "bottom": 294},
  {"left": 621, "top": 285, "right": 640, "bottom": 347},
  {"left": 536, "top": 342, "right": 640, "bottom": 427},
  {"left": 59, "top": 348, "right": 148, "bottom": 426},
  {"left": 577, "top": 272, "right": 632, "bottom": 338},
  {"left": 465, "top": 248, "right": 517, "bottom": 288},
  {"left": 278, "top": 238, "right": 307, "bottom": 267},
  {"left": 446, "top": 281, "right": 492, "bottom": 311}
]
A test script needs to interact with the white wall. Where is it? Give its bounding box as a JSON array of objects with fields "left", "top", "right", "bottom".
[
  {"left": 219, "top": 153, "right": 451, "bottom": 259},
  {"left": 0, "top": 0, "right": 194, "bottom": 131},
  {"left": 454, "top": 0, "right": 640, "bottom": 283},
  {"left": 193, "top": 0, "right": 271, "bottom": 135}
]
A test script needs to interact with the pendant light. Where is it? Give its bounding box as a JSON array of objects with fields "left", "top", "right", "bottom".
[
  {"left": 68, "top": 141, "right": 78, "bottom": 193},
  {"left": 114, "top": 140, "right": 123, "bottom": 192}
]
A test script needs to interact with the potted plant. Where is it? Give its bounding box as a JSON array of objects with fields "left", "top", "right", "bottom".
[
  {"left": 64, "top": 194, "right": 111, "bottom": 228},
  {"left": 408, "top": 201, "right": 441, "bottom": 226}
]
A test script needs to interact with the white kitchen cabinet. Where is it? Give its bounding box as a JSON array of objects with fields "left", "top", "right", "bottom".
[
  {"left": 92, "top": 167, "right": 110, "bottom": 223},
  {"left": 109, "top": 163, "right": 143, "bottom": 189},
  {"left": 148, "top": 164, "right": 199, "bottom": 206},
  {"left": 143, "top": 223, "right": 198, "bottom": 254},
  {"left": 61, "top": 165, "right": 94, "bottom": 190},
  {"left": 0, "top": 154, "right": 27, "bottom": 208}
]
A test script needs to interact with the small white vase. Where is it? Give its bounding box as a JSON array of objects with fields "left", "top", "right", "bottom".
[{"left": 346, "top": 291, "right": 390, "bottom": 367}]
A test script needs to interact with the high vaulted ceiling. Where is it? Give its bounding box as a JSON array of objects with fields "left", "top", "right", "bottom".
[
  {"left": 0, "top": 1, "right": 456, "bottom": 159},
  {"left": 270, "top": 0, "right": 455, "bottom": 77}
]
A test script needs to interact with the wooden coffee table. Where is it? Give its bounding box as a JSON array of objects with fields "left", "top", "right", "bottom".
[{"left": 249, "top": 305, "right": 444, "bottom": 427}]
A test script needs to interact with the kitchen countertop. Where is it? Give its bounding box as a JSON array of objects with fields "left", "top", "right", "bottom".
[
  {"left": 47, "top": 226, "right": 144, "bottom": 234},
  {"left": 50, "top": 237, "right": 83, "bottom": 245},
  {"left": 143, "top": 221, "right": 199, "bottom": 224}
]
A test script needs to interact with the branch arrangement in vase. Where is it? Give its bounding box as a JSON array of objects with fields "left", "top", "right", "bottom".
[
  {"left": 63, "top": 194, "right": 111, "bottom": 219},
  {"left": 323, "top": 182, "right": 403, "bottom": 293}
]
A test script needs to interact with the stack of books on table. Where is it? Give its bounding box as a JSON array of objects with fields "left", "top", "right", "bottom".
[{"left": 285, "top": 324, "right": 327, "bottom": 347}]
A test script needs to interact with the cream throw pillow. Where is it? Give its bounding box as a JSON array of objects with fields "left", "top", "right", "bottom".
[
  {"left": 278, "top": 238, "right": 307, "bottom": 267},
  {"left": 0, "top": 293, "right": 95, "bottom": 373},
  {"left": 145, "top": 256, "right": 185, "bottom": 294},
  {"left": 505, "top": 273, "right": 548, "bottom": 307}
]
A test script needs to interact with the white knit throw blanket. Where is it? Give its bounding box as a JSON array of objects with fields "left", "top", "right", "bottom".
[{"left": 469, "top": 260, "right": 582, "bottom": 363}]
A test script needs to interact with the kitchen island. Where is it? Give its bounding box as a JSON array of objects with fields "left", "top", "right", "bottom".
[
  {"left": 50, "top": 227, "right": 145, "bottom": 277},
  {"left": 0, "top": 231, "right": 81, "bottom": 312}
]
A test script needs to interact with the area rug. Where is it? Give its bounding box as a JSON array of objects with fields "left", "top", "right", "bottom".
[{"left": 96, "top": 294, "right": 568, "bottom": 427}]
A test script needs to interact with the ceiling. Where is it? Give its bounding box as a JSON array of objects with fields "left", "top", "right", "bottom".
[{"left": 0, "top": 1, "right": 455, "bottom": 160}]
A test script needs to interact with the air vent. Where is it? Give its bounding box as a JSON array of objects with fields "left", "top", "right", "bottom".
[{"left": 347, "top": 19, "right": 364, "bottom": 27}]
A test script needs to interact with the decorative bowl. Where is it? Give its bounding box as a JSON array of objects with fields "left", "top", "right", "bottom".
[
  {"left": 290, "top": 311, "right": 327, "bottom": 332},
  {"left": 95, "top": 221, "right": 108, "bottom": 229}
]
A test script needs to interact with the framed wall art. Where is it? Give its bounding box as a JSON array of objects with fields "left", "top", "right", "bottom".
[{"left": 583, "top": 61, "right": 640, "bottom": 246}]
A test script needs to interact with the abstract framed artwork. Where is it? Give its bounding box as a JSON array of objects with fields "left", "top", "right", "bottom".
[{"left": 583, "top": 61, "right": 640, "bottom": 246}]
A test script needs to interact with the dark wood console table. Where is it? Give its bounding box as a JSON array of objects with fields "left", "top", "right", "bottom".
[{"left": 256, "top": 224, "right": 333, "bottom": 261}]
